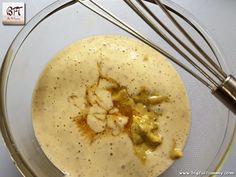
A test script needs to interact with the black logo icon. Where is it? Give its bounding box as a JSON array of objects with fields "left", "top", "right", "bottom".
[{"left": 6, "top": 6, "right": 23, "bottom": 16}]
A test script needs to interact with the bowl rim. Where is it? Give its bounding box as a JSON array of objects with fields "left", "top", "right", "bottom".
[{"left": 0, "top": 0, "right": 235, "bottom": 177}]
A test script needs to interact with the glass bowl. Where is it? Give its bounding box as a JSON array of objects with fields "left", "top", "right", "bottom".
[{"left": 0, "top": 0, "right": 235, "bottom": 177}]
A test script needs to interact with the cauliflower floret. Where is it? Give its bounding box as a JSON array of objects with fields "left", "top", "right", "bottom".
[{"left": 87, "top": 114, "right": 106, "bottom": 133}]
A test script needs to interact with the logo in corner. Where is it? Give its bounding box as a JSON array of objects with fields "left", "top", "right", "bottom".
[{"left": 2, "top": 2, "right": 25, "bottom": 25}]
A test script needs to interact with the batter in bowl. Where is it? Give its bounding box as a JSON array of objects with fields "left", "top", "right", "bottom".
[{"left": 32, "top": 36, "right": 190, "bottom": 177}]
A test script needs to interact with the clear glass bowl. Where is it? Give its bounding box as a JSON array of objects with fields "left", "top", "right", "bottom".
[{"left": 0, "top": 0, "right": 235, "bottom": 177}]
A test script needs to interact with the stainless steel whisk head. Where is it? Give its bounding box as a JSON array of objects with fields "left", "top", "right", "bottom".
[{"left": 78, "top": 0, "right": 236, "bottom": 114}]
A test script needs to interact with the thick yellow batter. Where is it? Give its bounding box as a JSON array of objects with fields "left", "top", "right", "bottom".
[{"left": 32, "top": 36, "right": 190, "bottom": 177}]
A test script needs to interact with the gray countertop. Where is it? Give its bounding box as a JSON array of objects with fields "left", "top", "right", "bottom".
[{"left": 0, "top": 0, "right": 235, "bottom": 177}]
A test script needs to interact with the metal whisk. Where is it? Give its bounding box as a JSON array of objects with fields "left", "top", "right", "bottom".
[{"left": 78, "top": 0, "right": 236, "bottom": 114}]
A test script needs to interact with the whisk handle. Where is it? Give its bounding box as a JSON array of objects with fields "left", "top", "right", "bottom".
[{"left": 212, "top": 75, "right": 236, "bottom": 115}]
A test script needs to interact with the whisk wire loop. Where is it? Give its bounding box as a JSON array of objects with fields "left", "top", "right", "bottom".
[
  {"left": 136, "top": 0, "right": 226, "bottom": 82},
  {"left": 153, "top": 0, "right": 227, "bottom": 79}
]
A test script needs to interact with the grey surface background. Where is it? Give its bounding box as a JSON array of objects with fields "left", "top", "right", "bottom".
[{"left": 0, "top": 0, "right": 235, "bottom": 177}]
